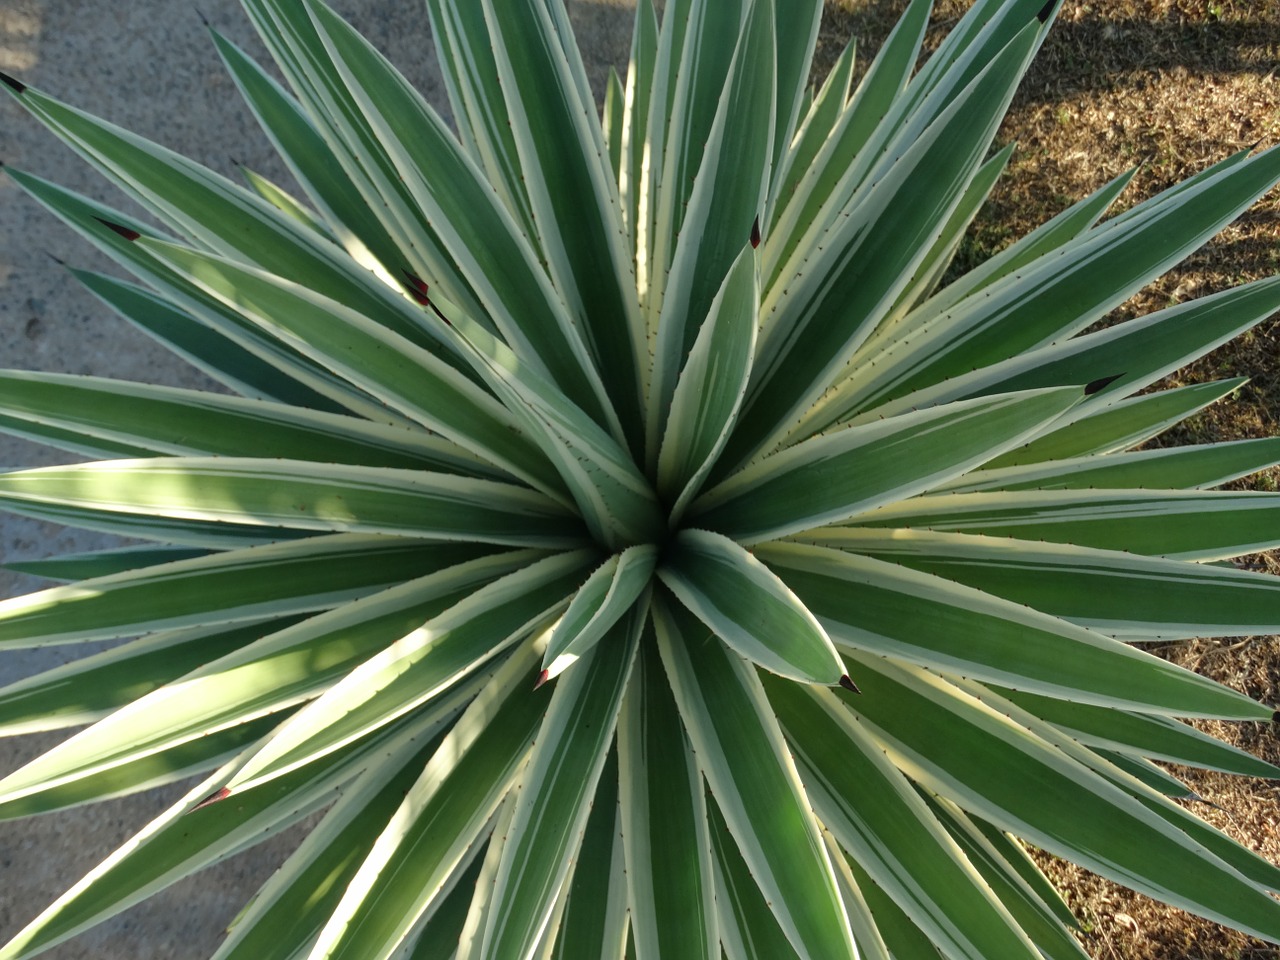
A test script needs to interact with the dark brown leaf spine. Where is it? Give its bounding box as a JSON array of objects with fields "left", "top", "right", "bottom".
[
  {"left": 92, "top": 216, "right": 142, "bottom": 241},
  {"left": 1084, "top": 373, "right": 1125, "bottom": 396}
]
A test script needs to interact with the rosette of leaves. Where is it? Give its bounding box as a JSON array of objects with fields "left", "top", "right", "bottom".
[{"left": 3, "top": 0, "right": 1280, "bottom": 956}]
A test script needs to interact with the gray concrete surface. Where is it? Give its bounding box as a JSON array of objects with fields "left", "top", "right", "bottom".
[{"left": 0, "top": 2, "right": 632, "bottom": 956}]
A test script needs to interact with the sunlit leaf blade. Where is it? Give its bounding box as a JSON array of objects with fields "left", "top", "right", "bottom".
[
  {"left": 647, "top": 0, "right": 775, "bottom": 460},
  {"left": 0, "top": 535, "right": 492, "bottom": 648},
  {"left": 708, "top": 798, "right": 803, "bottom": 960},
  {"left": 852, "top": 488, "right": 1280, "bottom": 561},
  {"left": 659, "top": 529, "right": 842, "bottom": 684},
  {"left": 997, "top": 687, "right": 1280, "bottom": 780},
  {"left": 0, "top": 552, "right": 526, "bottom": 814},
  {"left": 8, "top": 172, "right": 366, "bottom": 412},
  {"left": 0, "top": 714, "right": 284, "bottom": 822},
  {"left": 938, "top": 438, "right": 1280, "bottom": 494},
  {"left": 731, "top": 22, "right": 1042, "bottom": 465},
  {"left": 694, "top": 387, "right": 1080, "bottom": 544},
  {"left": 541, "top": 546, "right": 656, "bottom": 682},
  {"left": 480, "top": 0, "right": 646, "bottom": 453},
  {"left": 656, "top": 246, "right": 759, "bottom": 515},
  {"left": 0, "top": 709, "right": 446, "bottom": 960},
  {"left": 883, "top": 143, "right": 1013, "bottom": 318},
  {"left": 311, "top": 640, "right": 549, "bottom": 960},
  {"left": 894, "top": 164, "right": 1137, "bottom": 326},
  {"left": 921, "top": 796, "right": 1090, "bottom": 960},
  {"left": 769, "top": 0, "right": 820, "bottom": 176},
  {"left": 764, "top": 679, "right": 1042, "bottom": 960},
  {"left": 238, "top": 0, "right": 491, "bottom": 332},
  {"left": 859, "top": 274, "right": 1280, "bottom": 428},
  {"left": 962, "top": 815, "right": 1081, "bottom": 933},
  {"left": 771, "top": 36, "right": 855, "bottom": 221},
  {"left": 209, "top": 29, "right": 412, "bottom": 289},
  {"left": 5, "top": 545, "right": 208, "bottom": 581},
  {"left": 0, "top": 370, "right": 494, "bottom": 476},
  {"left": 238, "top": 164, "right": 332, "bottom": 236},
  {"left": 823, "top": 831, "right": 894, "bottom": 960},
  {"left": 403, "top": 850, "right": 488, "bottom": 960},
  {"left": 424, "top": 0, "right": 536, "bottom": 237},
  {"left": 841, "top": 653, "right": 1280, "bottom": 941},
  {"left": 843, "top": 852, "right": 945, "bottom": 960},
  {"left": 842, "top": 144, "right": 1280, "bottom": 414},
  {"left": 653, "top": 597, "right": 857, "bottom": 960},
  {"left": 957, "top": 675, "right": 1280, "bottom": 891},
  {"left": 617, "top": 638, "right": 718, "bottom": 960},
  {"left": 817, "top": 527, "right": 1280, "bottom": 642},
  {"left": 301, "top": 0, "right": 621, "bottom": 433},
  {"left": 455, "top": 797, "right": 518, "bottom": 960},
  {"left": 137, "top": 240, "right": 569, "bottom": 501},
  {"left": 0, "top": 457, "right": 585, "bottom": 548},
  {"left": 478, "top": 611, "right": 641, "bottom": 960},
  {"left": 604, "top": 67, "right": 625, "bottom": 179},
  {"left": 427, "top": 296, "right": 663, "bottom": 549},
  {"left": 213, "top": 757, "right": 480, "bottom": 960},
  {"left": 7, "top": 82, "right": 438, "bottom": 353},
  {"left": 987, "top": 377, "right": 1248, "bottom": 467},
  {"left": 69, "top": 268, "right": 340, "bottom": 411},
  {"left": 221, "top": 550, "right": 594, "bottom": 795},
  {"left": 0, "top": 618, "right": 297, "bottom": 734},
  {"left": 762, "top": 540, "right": 1269, "bottom": 717},
  {"left": 550, "top": 749, "right": 629, "bottom": 960},
  {"left": 765, "top": 0, "right": 930, "bottom": 282},
  {"left": 619, "top": 0, "right": 658, "bottom": 247},
  {"left": 643, "top": 0, "right": 747, "bottom": 313}
]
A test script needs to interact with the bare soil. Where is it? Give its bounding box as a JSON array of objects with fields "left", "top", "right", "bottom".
[{"left": 822, "top": 1, "right": 1280, "bottom": 957}]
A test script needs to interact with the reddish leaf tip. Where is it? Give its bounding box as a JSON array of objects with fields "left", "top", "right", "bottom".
[
  {"left": 750, "top": 215, "right": 762, "bottom": 249},
  {"left": 192, "top": 787, "right": 231, "bottom": 811},
  {"left": 0, "top": 72, "right": 26, "bottom": 94},
  {"left": 400, "top": 269, "right": 431, "bottom": 306},
  {"left": 533, "top": 669, "right": 550, "bottom": 691},
  {"left": 92, "top": 216, "right": 142, "bottom": 241},
  {"left": 839, "top": 674, "right": 862, "bottom": 695}
]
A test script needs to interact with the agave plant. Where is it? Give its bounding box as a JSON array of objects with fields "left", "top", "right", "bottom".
[{"left": 3, "top": 0, "right": 1280, "bottom": 956}]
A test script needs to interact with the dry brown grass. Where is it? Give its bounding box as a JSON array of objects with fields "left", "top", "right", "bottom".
[{"left": 817, "top": 1, "right": 1280, "bottom": 957}]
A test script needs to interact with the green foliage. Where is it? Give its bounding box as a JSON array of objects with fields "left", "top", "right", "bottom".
[{"left": 3, "top": 0, "right": 1280, "bottom": 956}]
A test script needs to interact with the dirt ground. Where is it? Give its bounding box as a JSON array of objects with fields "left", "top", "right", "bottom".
[{"left": 823, "top": 1, "right": 1280, "bottom": 956}]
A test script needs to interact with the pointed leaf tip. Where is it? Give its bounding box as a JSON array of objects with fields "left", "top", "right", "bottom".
[
  {"left": 400, "top": 269, "right": 430, "bottom": 306},
  {"left": 534, "top": 669, "right": 551, "bottom": 691},
  {"left": 839, "top": 675, "right": 862, "bottom": 695},
  {"left": 191, "top": 787, "right": 231, "bottom": 812},
  {"left": 1037, "top": 0, "right": 1059, "bottom": 22},
  {"left": 750, "top": 216, "right": 762, "bottom": 249},
  {"left": 1084, "top": 373, "right": 1126, "bottom": 396},
  {"left": 92, "top": 216, "right": 142, "bottom": 241},
  {"left": 0, "top": 71, "right": 26, "bottom": 94}
]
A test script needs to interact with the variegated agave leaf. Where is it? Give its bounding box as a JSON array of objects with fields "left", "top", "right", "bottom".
[{"left": 2, "top": 0, "right": 1280, "bottom": 957}]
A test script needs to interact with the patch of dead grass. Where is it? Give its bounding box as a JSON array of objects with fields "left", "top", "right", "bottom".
[{"left": 818, "top": 1, "right": 1280, "bottom": 956}]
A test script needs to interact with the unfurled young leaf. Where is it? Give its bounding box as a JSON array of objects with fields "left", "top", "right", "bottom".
[{"left": 4, "top": 0, "right": 1280, "bottom": 956}]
